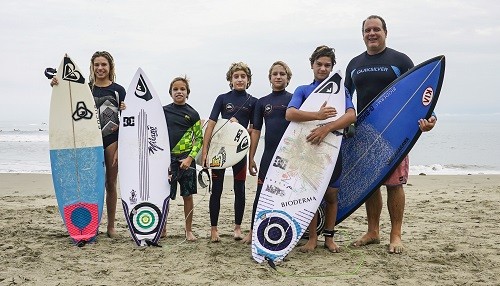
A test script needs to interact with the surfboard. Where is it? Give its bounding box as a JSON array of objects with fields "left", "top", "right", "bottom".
[
  {"left": 196, "top": 119, "right": 250, "bottom": 169},
  {"left": 251, "top": 71, "right": 346, "bottom": 263},
  {"left": 118, "top": 68, "right": 171, "bottom": 246},
  {"left": 336, "top": 55, "right": 446, "bottom": 224},
  {"left": 49, "top": 54, "right": 105, "bottom": 245}
]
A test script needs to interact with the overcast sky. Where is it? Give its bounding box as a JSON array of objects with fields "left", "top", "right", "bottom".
[{"left": 1, "top": 0, "right": 498, "bottom": 122}]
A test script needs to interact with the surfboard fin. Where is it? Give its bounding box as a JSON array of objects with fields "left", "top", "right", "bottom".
[{"left": 264, "top": 257, "right": 277, "bottom": 270}]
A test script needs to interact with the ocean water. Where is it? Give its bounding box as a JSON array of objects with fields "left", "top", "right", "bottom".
[{"left": 0, "top": 114, "right": 499, "bottom": 175}]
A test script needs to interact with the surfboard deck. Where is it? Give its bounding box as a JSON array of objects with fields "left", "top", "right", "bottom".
[
  {"left": 336, "top": 55, "right": 446, "bottom": 224},
  {"left": 251, "top": 71, "right": 346, "bottom": 263},
  {"left": 49, "top": 54, "right": 105, "bottom": 245},
  {"left": 195, "top": 119, "right": 250, "bottom": 169},
  {"left": 118, "top": 68, "right": 171, "bottom": 246}
]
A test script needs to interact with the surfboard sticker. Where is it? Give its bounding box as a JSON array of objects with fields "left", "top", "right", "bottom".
[
  {"left": 119, "top": 68, "right": 171, "bottom": 246},
  {"left": 337, "top": 55, "right": 446, "bottom": 224},
  {"left": 196, "top": 119, "right": 250, "bottom": 169},
  {"left": 49, "top": 54, "right": 105, "bottom": 245},
  {"left": 252, "top": 71, "right": 346, "bottom": 263}
]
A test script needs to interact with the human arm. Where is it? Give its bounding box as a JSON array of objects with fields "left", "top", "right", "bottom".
[
  {"left": 248, "top": 129, "right": 261, "bottom": 176},
  {"left": 306, "top": 108, "right": 357, "bottom": 145},
  {"left": 201, "top": 119, "right": 217, "bottom": 168}
]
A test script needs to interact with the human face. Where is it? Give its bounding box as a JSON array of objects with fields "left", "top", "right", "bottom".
[
  {"left": 311, "top": 56, "right": 332, "bottom": 82},
  {"left": 269, "top": 65, "right": 288, "bottom": 91},
  {"left": 92, "top": 56, "right": 110, "bottom": 81},
  {"left": 363, "top": 18, "right": 387, "bottom": 55},
  {"left": 231, "top": 70, "right": 248, "bottom": 91},
  {"left": 170, "top": 80, "right": 188, "bottom": 105}
]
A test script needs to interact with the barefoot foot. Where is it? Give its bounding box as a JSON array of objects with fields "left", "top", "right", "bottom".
[
  {"left": 298, "top": 239, "right": 317, "bottom": 253},
  {"left": 241, "top": 232, "right": 252, "bottom": 245},
  {"left": 233, "top": 228, "right": 243, "bottom": 241},
  {"left": 106, "top": 228, "right": 117, "bottom": 239},
  {"left": 351, "top": 232, "right": 380, "bottom": 247},
  {"left": 185, "top": 231, "right": 197, "bottom": 241},
  {"left": 388, "top": 235, "right": 404, "bottom": 254},
  {"left": 324, "top": 238, "right": 340, "bottom": 253},
  {"left": 210, "top": 228, "right": 220, "bottom": 243}
]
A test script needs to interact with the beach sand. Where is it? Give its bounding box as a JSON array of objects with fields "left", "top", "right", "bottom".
[{"left": 0, "top": 173, "right": 499, "bottom": 286}]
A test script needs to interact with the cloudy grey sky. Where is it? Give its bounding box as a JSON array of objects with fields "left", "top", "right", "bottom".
[{"left": 1, "top": 0, "right": 498, "bottom": 122}]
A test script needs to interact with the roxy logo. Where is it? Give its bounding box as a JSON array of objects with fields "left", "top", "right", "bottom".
[{"left": 422, "top": 87, "right": 433, "bottom": 106}]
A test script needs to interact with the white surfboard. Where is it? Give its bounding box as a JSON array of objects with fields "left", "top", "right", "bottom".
[
  {"left": 252, "top": 71, "right": 346, "bottom": 263},
  {"left": 49, "top": 54, "right": 105, "bottom": 245},
  {"left": 196, "top": 119, "right": 250, "bottom": 169},
  {"left": 118, "top": 68, "right": 170, "bottom": 246}
]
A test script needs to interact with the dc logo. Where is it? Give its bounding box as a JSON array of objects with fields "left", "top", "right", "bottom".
[{"left": 123, "top": 116, "right": 135, "bottom": 127}]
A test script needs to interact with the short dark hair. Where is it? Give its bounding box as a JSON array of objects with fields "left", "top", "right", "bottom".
[
  {"left": 309, "top": 45, "right": 336, "bottom": 66},
  {"left": 362, "top": 15, "right": 387, "bottom": 33}
]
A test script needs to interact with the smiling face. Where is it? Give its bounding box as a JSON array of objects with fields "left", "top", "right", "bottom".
[
  {"left": 92, "top": 56, "right": 111, "bottom": 83},
  {"left": 269, "top": 64, "right": 289, "bottom": 91},
  {"left": 363, "top": 17, "right": 387, "bottom": 55},
  {"left": 311, "top": 56, "right": 333, "bottom": 82},
  {"left": 231, "top": 70, "right": 249, "bottom": 91},
  {"left": 170, "top": 80, "right": 189, "bottom": 105}
]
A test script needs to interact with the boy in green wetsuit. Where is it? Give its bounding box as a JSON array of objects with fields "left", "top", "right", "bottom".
[{"left": 161, "top": 76, "right": 203, "bottom": 241}]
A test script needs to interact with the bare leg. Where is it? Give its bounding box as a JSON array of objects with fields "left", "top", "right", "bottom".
[
  {"left": 323, "top": 187, "right": 340, "bottom": 253},
  {"left": 183, "top": 195, "right": 196, "bottom": 241},
  {"left": 387, "top": 185, "right": 405, "bottom": 254},
  {"left": 104, "top": 142, "right": 118, "bottom": 238},
  {"left": 298, "top": 213, "right": 318, "bottom": 252},
  {"left": 352, "top": 188, "right": 382, "bottom": 247}
]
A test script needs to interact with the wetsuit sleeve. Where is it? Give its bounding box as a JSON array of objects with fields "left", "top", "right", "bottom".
[
  {"left": 252, "top": 99, "right": 264, "bottom": 131},
  {"left": 344, "top": 88, "right": 355, "bottom": 112},
  {"left": 209, "top": 95, "right": 223, "bottom": 121},
  {"left": 288, "top": 86, "right": 307, "bottom": 109},
  {"left": 344, "top": 61, "right": 355, "bottom": 96},
  {"left": 189, "top": 119, "right": 203, "bottom": 159}
]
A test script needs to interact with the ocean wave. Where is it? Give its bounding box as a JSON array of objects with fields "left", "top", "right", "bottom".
[{"left": 410, "top": 164, "right": 500, "bottom": 175}]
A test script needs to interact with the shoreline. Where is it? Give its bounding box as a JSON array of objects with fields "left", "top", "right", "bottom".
[{"left": 1, "top": 173, "right": 499, "bottom": 285}]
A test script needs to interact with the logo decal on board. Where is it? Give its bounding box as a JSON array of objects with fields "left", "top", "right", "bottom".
[
  {"left": 129, "top": 190, "right": 137, "bottom": 204},
  {"left": 123, "top": 116, "right": 135, "bottom": 127},
  {"left": 422, "top": 87, "right": 433, "bottom": 106},
  {"left": 236, "top": 136, "right": 249, "bottom": 153},
  {"left": 72, "top": 101, "right": 93, "bottom": 121},
  {"left": 63, "top": 57, "right": 85, "bottom": 84},
  {"left": 135, "top": 75, "right": 153, "bottom": 101},
  {"left": 148, "top": 125, "right": 164, "bottom": 154},
  {"left": 210, "top": 147, "right": 227, "bottom": 168},
  {"left": 317, "top": 72, "right": 341, "bottom": 94},
  {"left": 272, "top": 155, "right": 288, "bottom": 170}
]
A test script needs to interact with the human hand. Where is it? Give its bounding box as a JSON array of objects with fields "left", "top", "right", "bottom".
[
  {"left": 50, "top": 77, "right": 59, "bottom": 87},
  {"left": 249, "top": 160, "right": 258, "bottom": 176},
  {"left": 306, "top": 124, "right": 330, "bottom": 145},
  {"left": 119, "top": 102, "right": 127, "bottom": 111},
  {"left": 418, "top": 116, "right": 437, "bottom": 132},
  {"left": 229, "top": 117, "right": 239, "bottom": 123},
  {"left": 180, "top": 156, "right": 193, "bottom": 170},
  {"left": 316, "top": 101, "right": 337, "bottom": 120}
]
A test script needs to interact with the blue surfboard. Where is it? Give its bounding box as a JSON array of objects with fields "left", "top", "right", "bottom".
[{"left": 336, "top": 55, "right": 445, "bottom": 224}]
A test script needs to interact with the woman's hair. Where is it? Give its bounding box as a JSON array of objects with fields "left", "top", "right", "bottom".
[
  {"left": 226, "top": 62, "right": 252, "bottom": 89},
  {"left": 89, "top": 51, "right": 116, "bottom": 85},
  {"left": 268, "top": 61, "right": 292, "bottom": 86},
  {"left": 169, "top": 76, "right": 191, "bottom": 95},
  {"left": 309, "top": 45, "right": 336, "bottom": 67}
]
